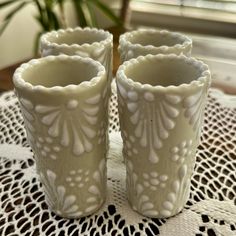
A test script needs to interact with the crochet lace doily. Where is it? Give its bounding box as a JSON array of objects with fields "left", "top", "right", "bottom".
[{"left": 0, "top": 84, "right": 236, "bottom": 236}]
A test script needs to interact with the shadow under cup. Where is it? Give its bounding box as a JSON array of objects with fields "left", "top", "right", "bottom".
[
  {"left": 116, "top": 54, "right": 211, "bottom": 218},
  {"left": 13, "top": 55, "right": 108, "bottom": 218}
]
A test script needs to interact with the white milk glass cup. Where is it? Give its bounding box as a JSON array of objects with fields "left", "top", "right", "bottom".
[
  {"left": 116, "top": 54, "right": 211, "bottom": 218},
  {"left": 40, "top": 27, "right": 113, "bottom": 83},
  {"left": 13, "top": 55, "right": 109, "bottom": 218},
  {"left": 119, "top": 29, "right": 192, "bottom": 63}
]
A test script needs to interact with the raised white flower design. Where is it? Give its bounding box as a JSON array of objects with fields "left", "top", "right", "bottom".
[
  {"left": 92, "top": 46, "right": 111, "bottom": 75},
  {"left": 65, "top": 169, "right": 90, "bottom": 188},
  {"left": 35, "top": 136, "right": 60, "bottom": 160},
  {"left": 18, "top": 98, "right": 35, "bottom": 144},
  {"left": 122, "top": 130, "right": 138, "bottom": 157},
  {"left": 142, "top": 171, "right": 168, "bottom": 190},
  {"left": 35, "top": 95, "right": 102, "bottom": 156},
  {"left": 97, "top": 120, "right": 107, "bottom": 145},
  {"left": 119, "top": 45, "right": 134, "bottom": 62},
  {"left": 76, "top": 46, "right": 111, "bottom": 78},
  {"left": 117, "top": 83, "right": 181, "bottom": 163},
  {"left": 183, "top": 87, "right": 207, "bottom": 139},
  {"left": 126, "top": 160, "right": 159, "bottom": 217},
  {"left": 40, "top": 169, "right": 82, "bottom": 218},
  {"left": 160, "top": 164, "right": 189, "bottom": 218},
  {"left": 86, "top": 158, "right": 106, "bottom": 213},
  {"left": 170, "top": 139, "right": 193, "bottom": 164}
]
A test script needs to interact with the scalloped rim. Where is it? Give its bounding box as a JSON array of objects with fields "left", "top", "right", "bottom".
[
  {"left": 13, "top": 55, "right": 106, "bottom": 92},
  {"left": 119, "top": 29, "right": 192, "bottom": 52},
  {"left": 116, "top": 54, "right": 211, "bottom": 92},
  {"left": 40, "top": 27, "right": 113, "bottom": 50}
]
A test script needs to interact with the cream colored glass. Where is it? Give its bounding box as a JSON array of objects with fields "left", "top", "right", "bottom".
[
  {"left": 116, "top": 54, "right": 211, "bottom": 218},
  {"left": 119, "top": 29, "right": 192, "bottom": 63},
  {"left": 40, "top": 27, "right": 113, "bottom": 83},
  {"left": 13, "top": 55, "right": 108, "bottom": 218}
]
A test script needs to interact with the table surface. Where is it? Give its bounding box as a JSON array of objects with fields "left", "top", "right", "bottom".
[
  {"left": 0, "top": 32, "right": 236, "bottom": 236},
  {"left": 0, "top": 85, "right": 235, "bottom": 236}
]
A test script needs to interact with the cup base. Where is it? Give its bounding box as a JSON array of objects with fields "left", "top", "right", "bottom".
[
  {"left": 128, "top": 196, "right": 189, "bottom": 219},
  {"left": 46, "top": 198, "right": 106, "bottom": 219}
]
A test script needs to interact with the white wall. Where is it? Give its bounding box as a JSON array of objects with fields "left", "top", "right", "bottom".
[
  {"left": 0, "top": 5, "right": 40, "bottom": 69},
  {"left": 0, "top": 1, "right": 120, "bottom": 69}
]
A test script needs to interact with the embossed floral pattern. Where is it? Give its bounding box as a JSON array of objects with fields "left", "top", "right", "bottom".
[
  {"left": 122, "top": 130, "right": 138, "bottom": 157},
  {"left": 87, "top": 158, "right": 106, "bottom": 213},
  {"left": 126, "top": 144, "right": 193, "bottom": 218},
  {"left": 170, "top": 139, "right": 193, "bottom": 163},
  {"left": 97, "top": 121, "right": 106, "bottom": 145},
  {"left": 183, "top": 88, "right": 207, "bottom": 139},
  {"left": 64, "top": 159, "right": 106, "bottom": 215},
  {"left": 119, "top": 46, "right": 134, "bottom": 62},
  {"left": 18, "top": 98, "right": 35, "bottom": 144},
  {"left": 117, "top": 83, "right": 181, "bottom": 163},
  {"left": 160, "top": 164, "right": 189, "bottom": 218},
  {"left": 66, "top": 169, "right": 90, "bottom": 188},
  {"left": 40, "top": 169, "right": 83, "bottom": 218},
  {"left": 76, "top": 46, "right": 112, "bottom": 79},
  {"left": 92, "top": 46, "right": 112, "bottom": 77},
  {"left": 142, "top": 171, "right": 168, "bottom": 190},
  {"left": 126, "top": 160, "right": 159, "bottom": 217},
  {"left": 35, "top": 95, "right": 102, "bottom": 156},
  {"left": 40, "top": 159, "right": 106, "bottom": 216},
  {"left": 35, "top": 136, "right": 60, "bottom": 160}
]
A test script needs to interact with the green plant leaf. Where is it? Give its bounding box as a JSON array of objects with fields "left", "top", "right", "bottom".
[
  {"left": 72, "top": 0, "right": 87, "bottom": 27},
  {"left": 86, "top": 1, "right": 98, "bottom": 27},
  {"left": 81, "top": 2, "right": 94, "bottom": 27},
  {"left": 33, "top": 0, "right": 50, "bottom": 30},
  {"left": 92, "top": 0, "right": 123, "bottom": 26},
  {"left": 45, "top": 7, "right": 54, "bottom": 29},
  {"left": 34, "top": 15, "right": 49, "bottom": 31},
  {"left": 44, "top": 0, "right": 62, "bottom": 30},
  {"left": 0, "top": 1, "right": 28, "bottom": 35},
  {"left": 34, "top": 31, "right": 42, "bottom": 56},
  {"left": 58, "top": 0, "right": 65, "bottom": 4},
  {"left": 4, "top": 1, "right": 28, "bottom": 21},
  {"left": 58, "top": 0, "right": 66, "bottom": 28},
  {"left": 50, "top": 10, "right": 60, "bottom": 29},
  {"left": 33, "top": 0, "right": 43, "bottom": 16},
  {"left": 0, "top": 0, "right": 22, "bottom": 8},
  {"left": 33, "top": 0, "right": 60, "bottom": 31},
  {"left": 33, "top": 0, "right": 47, "bottom": 31},
  {"left": 0, "top": 19, "right": 10, "bottom": 36},
  {"left": 45, "top": 0, "right": 54, "bottom": 9}
]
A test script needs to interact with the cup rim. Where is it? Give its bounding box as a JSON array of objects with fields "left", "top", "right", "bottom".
[
  {"left": 40, "top": 27, "right": 113, "bottom": 50},
  {"left": 13, "top": 55, "right": 106, "bottom": 92},
  {"left": 119, "top": 29, "right": 192, "bottom": 52},
  {"left": 116, "top": 54, "right": 211, "bottom": 92}
]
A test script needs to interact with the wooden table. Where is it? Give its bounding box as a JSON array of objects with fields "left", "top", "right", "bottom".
[{"left": 0, "top": 61, "right": 24, "bottom": 92}]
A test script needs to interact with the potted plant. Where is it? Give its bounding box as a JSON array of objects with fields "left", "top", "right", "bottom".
[{"left": 0, "top": 0, "right": 124, "bottom": 53}]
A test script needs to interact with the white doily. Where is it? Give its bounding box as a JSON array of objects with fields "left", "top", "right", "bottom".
[{"left": 0, "top": 85, "right": 236, "bottom": 236}]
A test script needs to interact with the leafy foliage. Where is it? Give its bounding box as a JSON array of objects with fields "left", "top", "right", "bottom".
[{"left": 0, "top": 0, "right": 122, "bottom": 53}]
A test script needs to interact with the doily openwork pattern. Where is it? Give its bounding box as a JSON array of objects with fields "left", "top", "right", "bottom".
[{"left": 0, "top": 85, "right": 236, "bottom": 236}]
